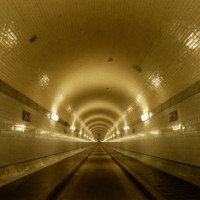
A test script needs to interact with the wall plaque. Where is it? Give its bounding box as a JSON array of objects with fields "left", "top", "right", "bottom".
[
  {"left": 22, "top": 110, "right": 31, "bottom": 122},
  {"left": 169, "top": 110, "right": 178, "bottom": 122}
]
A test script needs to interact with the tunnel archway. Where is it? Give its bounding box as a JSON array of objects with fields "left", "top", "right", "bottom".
[{"left": 0, "top": 1, "right": 200, "bottom": 196}]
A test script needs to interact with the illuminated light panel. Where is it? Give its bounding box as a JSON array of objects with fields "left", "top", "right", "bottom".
[
  {"left": 123, "top": 125, "right": 130, "bottom": 131},
  {"left": 141, "top": 112, "right": 150, "bottom": 122},
  {"left": 70, "top": 125, "right": 76, "bottom": 131},
  {"left": 51, "top": 113, "right": 59, "bottom": 121}
]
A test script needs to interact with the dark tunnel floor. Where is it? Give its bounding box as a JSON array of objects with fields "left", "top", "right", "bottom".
[
  {"left": 56, "top": 146, "right": 147, "bottom": 200},
  {"left": 0, "top": 145, "right": 200, "bottom": 200}
]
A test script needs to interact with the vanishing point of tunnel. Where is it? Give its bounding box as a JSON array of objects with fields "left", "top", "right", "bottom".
[{"left": 0, "top": 1, "right": 200, "bottom": 200}]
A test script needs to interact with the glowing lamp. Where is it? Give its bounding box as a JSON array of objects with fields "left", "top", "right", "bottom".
[
  {"left": 51, "top": 113, "right": 59, "bottom": 121},
  {"left": 123, "top": 125, "right": 130, "bottom": 131},
  {"left": 141, "top": 112, "right": 150, "bottom": 122},
  {"left": 70, "top": 125, "right": 76, "bottom": 131},
  {"left": 116, "top": 131, "right": 121, "bottom": 135},
  {"left": 79, "top": 131, "right": 83, "bottom": 135}
]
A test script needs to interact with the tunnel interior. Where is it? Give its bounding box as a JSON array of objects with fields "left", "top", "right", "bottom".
[{"left": 0, "top": 0, "right": 200, "bottom": 199}]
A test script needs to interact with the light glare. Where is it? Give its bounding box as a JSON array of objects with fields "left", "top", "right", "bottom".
[
  {"left": 141, "top": 112, "right": 150, "bottom": 122},
  {"left": 79, "top": 131, "right": 83, "bottom": 135},
  {"left": 70, "top": 125, "right": 76, "bottom": 131},
  {"left": 123, "top": 125, "right": 130, "bottom": 131},
  {"left": 116, "top": 131, "right": 120, "bottom": 135},
  {"left": 51, "top": 113, "right": 59, "bottom": 121},
  {"left": 13, "top": 124, "right": 26, "bottom": 132}
]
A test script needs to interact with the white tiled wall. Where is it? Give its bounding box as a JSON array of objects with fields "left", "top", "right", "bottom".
[
  {"left": 0, "top": 92, "right": 94, "bottom": 185},
  {"left": 107, "top": 92, "right": 200, "bottom": 186}
]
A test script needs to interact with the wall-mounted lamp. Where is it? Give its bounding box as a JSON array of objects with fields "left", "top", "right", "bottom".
[
  {"left": 141, "top": 112, "right": 150, "bottom": 122},
  {"left": 116, "top": 131, "right": 121, "bottom": 135},
  {"left": 123, "top": 125, "right": 130, "bottom": 131},
  {"left": 70, "top": 125, "right": 76, "bottom": 131},
  {"left": 79, "top": 131, "right": 83, "bottom": 135},
  {"left": 51, "top": 113, "right": 59, "bottom": 121}
]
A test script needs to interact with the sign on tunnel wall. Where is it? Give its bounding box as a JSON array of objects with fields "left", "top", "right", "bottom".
[
  {"left": 22, "top": 110, "right": 31, "bottom": 122},
  {"left": 169, "top": 110, "right": 178, "bottom": 122}
]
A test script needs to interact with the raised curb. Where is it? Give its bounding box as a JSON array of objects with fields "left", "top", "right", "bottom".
[
  {"left": 38, "top": 147, "right": 95, "bottom": 200},
  {"left": 104, "top": 147, "right": 166, "bottom": 200}
]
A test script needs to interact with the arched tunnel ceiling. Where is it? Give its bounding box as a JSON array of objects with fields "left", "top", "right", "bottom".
[{"left": 0, "top": 0, "right": 200, "bottom": 140}]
